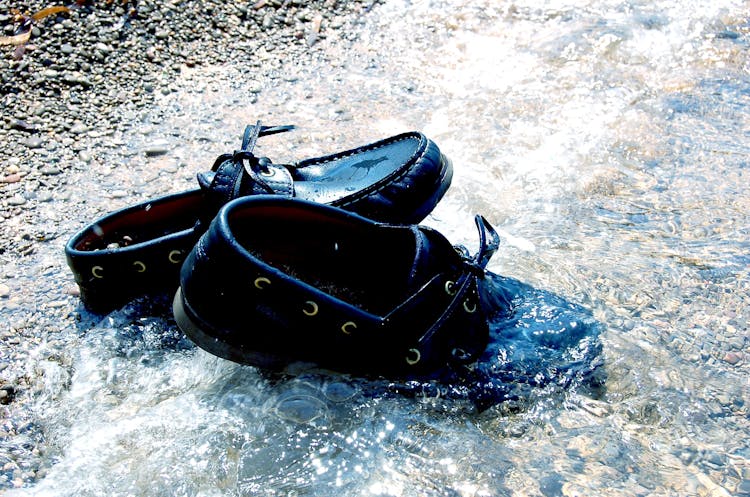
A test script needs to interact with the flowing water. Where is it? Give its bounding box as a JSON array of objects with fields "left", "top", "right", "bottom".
[{"left": 4, "top": 0, "right": 750, "bottom": 495}]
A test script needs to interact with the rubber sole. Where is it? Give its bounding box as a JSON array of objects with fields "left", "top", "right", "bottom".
[{"left": 173, "top": 287, "right": 285, "bottom": 369}]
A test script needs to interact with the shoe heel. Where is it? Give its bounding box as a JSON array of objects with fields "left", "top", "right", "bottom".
[{"left": 173, "top": 287, "right": 285, "bottom": 369}]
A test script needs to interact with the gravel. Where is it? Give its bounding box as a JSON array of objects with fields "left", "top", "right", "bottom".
[{"left": 0, "top": 0, "right": 377, "bottom": 489}]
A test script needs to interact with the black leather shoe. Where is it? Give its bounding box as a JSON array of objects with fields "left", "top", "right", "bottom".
[
  {"left": 65, "top": 123, "right": 453, "bottom": 314},
  {"left": 173, "top": 195, "right": 500, "bottom": 378}
]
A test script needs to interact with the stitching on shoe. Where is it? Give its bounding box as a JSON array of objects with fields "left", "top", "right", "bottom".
[{"left": 299, "top": 134, "right": 415, "bottom": 168}]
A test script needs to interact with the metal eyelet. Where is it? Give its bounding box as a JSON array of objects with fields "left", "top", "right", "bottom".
[
  {"left": 444, "top": 280, "right": 457, "bottom": 295},
  {"left": 463, "top": 300, "right": 477, "bottom": 313},
  {"left": 341, "top": 321, "right": 357, "bottom": 335},
  {"left": 91, "top": 266, "right": 104, "bottom": 279},
  {"left": 132, "top": 261, "right": 146, "bottom": 273},
  {"left": 168, "top": 250, "right": 183, "bottom": 264},
  {"left": 254, "top": 277, "right": 271, "bottom": 289},
  {"left": 302, "top": 300, "right": 319, "bottom": 316},
  {"left": 452, "top": 348, "right": 470, "bottom": 360},
  {"left": 260, "top": 168, "right": 276, "bottom": 177},
  {"left": 405, "top": 348, "right": 421, "bottom": 365}
]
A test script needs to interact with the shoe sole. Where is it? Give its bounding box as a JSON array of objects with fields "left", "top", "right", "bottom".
[{"left": 173, "top": 287, "right": 289, "bottom": 369}]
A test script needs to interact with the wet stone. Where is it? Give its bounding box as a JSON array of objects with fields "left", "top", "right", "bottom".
[
  {"left": 0, "top": 284, "right": 9, "bottom": 298},
  {"left": 40, "top": 166, "right": 61, "bottom": 176},
  {"left": 6, "top": 196, "right": 26, "bottom": 206},
  {"left": 22, "top": 137, "right": 44, "bottom": 149}
]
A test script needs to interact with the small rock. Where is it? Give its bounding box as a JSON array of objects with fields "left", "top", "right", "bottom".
[
  {"left": 78, "top": 150, "right": 92, "bottom": 163},
  {"left": 722, "top": 352, "right": 742, "bottom": 365},
  {"left": 62, "top": 72, "right": 92, "bottom": 87},
  {"left": 145, "top": 141, "right": 170, "bottom": 157},
  {"left": 6, "top": 196, "right": 26, "bottom": 206},
  {"left": 40, "top": 166, "right": 61, "bottom": 176},
  {"left": 246, "top": 81, "right": 264, "bottom": 93},
  {"left": 0, "top": 283, "right": 9, "bottom": 298},
  {"left": 94, "top": 42, "right": 113, "bottom": 54},
  {"left": 60, "top": 43, "right": 74, "bottom": 54},
  {"left": 10, "top": 119, "right": 38, "bottom": 133},
  {"left": 21, "top": 136, "right": 44, "bottom": 149},
  {"left": 69, "top": 122, "right": 89, "bottom": 134},
  {"left": 0, "top": 174, "right": 21, "bottom": 184}
]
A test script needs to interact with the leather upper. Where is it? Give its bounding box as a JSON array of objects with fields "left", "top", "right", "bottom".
[
  {"left": 65, "top": 124, "right": 453, "bottom": 313},
  {"left": 177, "top": 196, "right": 500, "bottom": 378}
]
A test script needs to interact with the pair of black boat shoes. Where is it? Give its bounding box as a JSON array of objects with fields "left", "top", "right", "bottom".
[{"left": 66, "top": 122, "right": 600, "bottom": 397}]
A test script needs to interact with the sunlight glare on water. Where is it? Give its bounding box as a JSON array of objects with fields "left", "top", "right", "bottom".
[{"left": 7, "top": 0, "right": 750, "bottom": 495}]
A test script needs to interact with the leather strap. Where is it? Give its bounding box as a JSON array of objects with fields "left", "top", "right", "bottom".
[{"left": 200, "top": 121, "right": 296, "bottom": 205}]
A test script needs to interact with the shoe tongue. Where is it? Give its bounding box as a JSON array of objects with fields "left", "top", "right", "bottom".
[{"left": 406, "top": 227, "right": 456, "bottom": 293}]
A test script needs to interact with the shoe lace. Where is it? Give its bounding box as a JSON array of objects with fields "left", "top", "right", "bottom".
[
  {"left": 214, "top": 120, "right": 295, "bottom": 195},
  {"left": 456, "top": 215, "right": 500, "bottom": 277}
]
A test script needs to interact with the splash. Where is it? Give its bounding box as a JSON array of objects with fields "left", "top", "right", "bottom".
[{"left": 387, "top": 273, "right": 605, "bottom": 410}]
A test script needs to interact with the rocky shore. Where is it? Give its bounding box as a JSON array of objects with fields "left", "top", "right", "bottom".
[
  {"left": 1, "top": 0, "right": 375, "bottom": 488},
  {"left": 1, "top": 0, "right": 375, "bottom": 236}
]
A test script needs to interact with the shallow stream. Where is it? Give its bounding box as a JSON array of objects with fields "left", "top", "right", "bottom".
[{"left": 4, "top": 0, "right": 750, "bottom": 495}]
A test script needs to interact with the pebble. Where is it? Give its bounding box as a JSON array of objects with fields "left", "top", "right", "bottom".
[
  {"left": 22, "top": 137, "right": 44, "bottom": 149},
  {"left": 722, "top": 352, "right": 742, "bottom": 365},
  {"left": 62, "top": 72, "right": 92, "bottom": 87},
  {"left": 6, "top": 196, "right": 26, "bottom": 206},
  {"left": 10, "top": 120, "right": 39, "bottom": 133},
  {"left": 60, "top": 43, "right": 74, "bottom": 54},
  {"left": 0, "top": 174, "right": 21, "bottom": 184},
  {"left": 40, "top": 166, "right": 61, "bottom": 176},
  {"left": 69, "top": 122, "right": 89, "bottom": 135},
  {"left": 145, "top": 141, "right": 170, "bottom": 157},
  {"left": 0, "top": 284, "right": 9, "bottom": 298}
]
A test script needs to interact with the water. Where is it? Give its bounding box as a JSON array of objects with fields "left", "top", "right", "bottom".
[{"left": 4, "top": 0, "right": 750, "bottom": 495}]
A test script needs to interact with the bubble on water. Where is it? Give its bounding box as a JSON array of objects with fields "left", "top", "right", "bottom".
[
  {"left": 274, "top": 394, "right": 328, "bottom": 424},
  {"left": 322, "top": 381, "right": 359, "bottom": 402}
]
